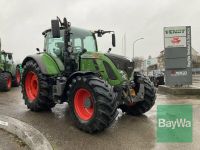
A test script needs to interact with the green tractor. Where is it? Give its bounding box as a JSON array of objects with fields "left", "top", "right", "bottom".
[
  {"left": 0, "top": 39, "right": 21, "bottom": 91},
  {"left": 21, "top": 17, "right": 156, "bottom": 133}
]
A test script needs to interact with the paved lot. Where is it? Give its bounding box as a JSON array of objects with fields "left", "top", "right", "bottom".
[
  {"left": 0, "top": 128, "right": 29, "bottom": 150},
  {"left": 0, "top": 87, "right": 200, "bottom": 150}
]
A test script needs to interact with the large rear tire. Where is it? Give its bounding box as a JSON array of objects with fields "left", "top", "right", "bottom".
[
  {"left": 0, "top": 73, "right": 12, "bottom": 92},
  {"left": 120, "top": 76, "right": 156, "bottom": 116},
  {"left": 21, "top": 60, "right": 55, "bottom": 111},
  {"left": 12, "top": 66, "right": 21, "bottom": 87},
  {"left": 67, "top": 75, "right": 118, "bottom": 133}
]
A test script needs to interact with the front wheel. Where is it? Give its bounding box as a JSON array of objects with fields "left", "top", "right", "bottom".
[
  {"left": 67, "top": 75, "right": 118, "bottom": 133},
  {"left": 12, "top": 66, "right": 21, "bottom": 87},
  {"left": 120, "top": 76, "right": 156, "bottom": 116}
]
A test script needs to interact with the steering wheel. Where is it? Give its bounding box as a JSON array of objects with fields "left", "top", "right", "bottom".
[{"left": 74, "top": 46, "right": 82, "bottom": 52}]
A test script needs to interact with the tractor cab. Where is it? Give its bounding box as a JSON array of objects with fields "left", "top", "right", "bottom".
[
  {"left": 42, "top": 20, "right": 116, "bottom": 76},
  {"left": 42, "top": 26, "right": 116, "bottom": 58},
  {"left": 1, "top": 52, "right": 13, "bottom": 62},
  {"left": 43, "top": 27, "right": 98, "bottom": 59},
  {"left": 0, "top": 51, "right": 13, "bottom": 72}
]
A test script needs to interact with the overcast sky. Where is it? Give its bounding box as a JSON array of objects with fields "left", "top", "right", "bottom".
[{"left": 0, "top": 0, "right": 200, "bottom": 62}]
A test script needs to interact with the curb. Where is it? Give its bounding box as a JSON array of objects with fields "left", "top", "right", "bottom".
[
  {"left": 158, "top": 85, "right": 200, "bottom": 95},
  {"left": 0, "top": 115, "right": 53, "bottom": 150}
]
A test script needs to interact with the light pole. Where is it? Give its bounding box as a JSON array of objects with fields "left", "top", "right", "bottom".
[{"left": 133, "top": 38, "right": 144, "bottom": 59}]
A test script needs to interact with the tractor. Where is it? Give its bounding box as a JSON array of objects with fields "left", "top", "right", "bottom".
[
  {"left": 0, "top": 39, "right": 21, "bottom": 91},
  {"left": 21, "top": 17, "right": 156, "bottom": 133}
]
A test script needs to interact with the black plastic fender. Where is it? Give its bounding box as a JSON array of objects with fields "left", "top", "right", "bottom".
[
  {"left": 22, "top": 55, "right": 49, "bottom": 74},
  {"left": 22, "top": 54, "right": 64, "bottom": 75},
  {"left": 61, "top": 71, "right": 98, "bottom": 102}
]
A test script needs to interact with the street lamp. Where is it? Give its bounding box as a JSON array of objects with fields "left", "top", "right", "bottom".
[{"left": 133, "top": 38, "right": 144, "bottom": 59}]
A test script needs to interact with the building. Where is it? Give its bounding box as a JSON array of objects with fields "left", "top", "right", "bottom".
[
  {"left": 192, "top": 48, "right": 200, "bottom": 68},
  {"left": 141, "top": 56, "right": 158, "bottom": 75},
  {"left": 142, "top": 48, "right": 200, "bottom": 75},
  {"left": 157, "top": 50, "right": 165, "bottom": 71}
]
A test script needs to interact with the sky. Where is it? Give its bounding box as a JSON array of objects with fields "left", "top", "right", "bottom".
[{"left": 0, "top": 0, "right": 200, "bottom": 62}]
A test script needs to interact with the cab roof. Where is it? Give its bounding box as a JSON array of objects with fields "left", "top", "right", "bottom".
[{"left": 42, "top": 26, "right": 93, "bottom": 37}]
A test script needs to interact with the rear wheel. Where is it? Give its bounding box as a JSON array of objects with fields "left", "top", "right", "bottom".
[
  {"left": 12, "top": 67, "right": 21, "bottom": 87},
  {"left": 0, "top": 73, "right": 12, "bottom": 92},
  {"left": 67, "top": 75, "right": 118, "bottom": 133},
  {"left": 120, "top": 76, "right": 156, "bottom": 116},
  {"left": 21, "top": 60, "right": 55, "bottom": 111}
]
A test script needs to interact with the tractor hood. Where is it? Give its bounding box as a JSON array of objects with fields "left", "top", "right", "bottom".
[{"left": 105, "top": 53, "right": 134, "bottom": 78}]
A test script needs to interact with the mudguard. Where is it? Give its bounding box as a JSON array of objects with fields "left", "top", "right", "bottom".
[
  {"left": 11, "top": 64, "right": 22, "bottom": 77},
  {"left": 22, "top": 53, "right": 64, "bottom": 75},
  {"left": 61, "top": 71, "right": 98, "bottom": 102}
]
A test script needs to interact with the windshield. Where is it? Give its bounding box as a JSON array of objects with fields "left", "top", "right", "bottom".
[
  {"left": 44, "top": 27, "right": 97, "bottom": 57},
  {"left": 0, "top": 53, "right": 12, "bottom": 64},
  {"left": 0, "top": 54, "right": 4, "bottom": 63}
]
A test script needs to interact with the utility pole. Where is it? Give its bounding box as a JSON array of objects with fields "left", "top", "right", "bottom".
[
  {"left": 124, "top": 33, "right": 126, "bottom": 56},
  {"left": 122, "top": 36, "right": 124, "bottom": 55},
  {"left": 0, "top": 38, "right": 1, "bottom": 51},
  {"left": 133, "top": 37, "right": 144, "bottom": 59}
]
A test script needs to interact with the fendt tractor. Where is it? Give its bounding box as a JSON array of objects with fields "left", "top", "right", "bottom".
[
  {"left": 0, "top": 39, "right": 21, "bottom": 91},
  {"left": 21, "top": 17, "right": 156, "bottom": 133}
]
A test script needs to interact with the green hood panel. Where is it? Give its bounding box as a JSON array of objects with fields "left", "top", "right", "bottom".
[
  {"left": 81, "top": 52, "right": 125, "bottom": 86},
  {"left": 42, "top": 53, "right": 65, "bottom": 73}
]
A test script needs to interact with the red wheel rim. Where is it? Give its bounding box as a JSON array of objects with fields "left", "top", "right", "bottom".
[
  {"left": 74, "top": 88, "right": 94, "bottom": 121},
  {"left": 7, "top": 77, "right": 11, "bottom": 89},
  {"left": 16, "top": 70, "right": 21, "bottom": 84},
  {"left": 25, "top": 72, "right": 39, "bottom": 101}
]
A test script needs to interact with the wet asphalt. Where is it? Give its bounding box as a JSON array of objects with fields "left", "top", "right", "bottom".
[{"left": 0, "top": 86, "right": 200, "bottom": 150}]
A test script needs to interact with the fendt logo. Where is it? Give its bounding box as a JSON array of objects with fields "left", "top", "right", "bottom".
[
  {"left": 171, "top": 36, "right": 181, "bottom": 44},
  {"left": 165, "top": 29, "right": 185, "bottom": 35}
]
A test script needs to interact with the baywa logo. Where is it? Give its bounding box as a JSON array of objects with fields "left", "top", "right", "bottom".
[
  {"left": 159, "top": 118, "right": 191, "bottom": 130},
  {"left": 157, "top": 105, "right": 192, "bottom": 142}
]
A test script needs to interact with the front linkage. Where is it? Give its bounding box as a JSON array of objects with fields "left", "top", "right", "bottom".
[{"left": 117, "top": 72, "right": 156, "bottom": 116}]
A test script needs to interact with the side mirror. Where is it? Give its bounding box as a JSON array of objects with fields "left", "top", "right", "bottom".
[
  {"left": 8, "top": 54, "right": 12, "bottom": 60},
  {"left": 36, "top": 48, "right": 40, "bottom": 52},
  {"left": 112, "top": 34, "right": 116, "bottom": 47},
  {"left": 51, "top": 20, "right": 60, "bottom": 38},
  {"left": 107, "top": 48, "right": 112, "bottom": 53}
]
